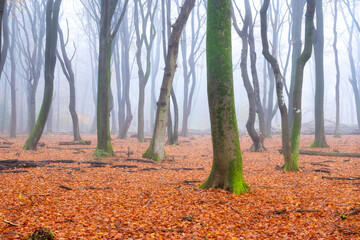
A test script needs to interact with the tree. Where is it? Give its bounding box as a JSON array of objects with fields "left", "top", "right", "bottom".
[
  {"left": 134, "top": 0, "right": 158, "bottom": 142},
  {"left": 0, "top": 0, "right": 6, "bottom": 66},
  {"left": 56, "top": 20, "right": 82, "bottom": 141},
  {"left": 288, "top": 0, "right": 306, "bottom": 127},
  {"left": 260, "top": 0, "right": 291, "bottom": 169},
  {"left": 332, "top": 0, "right": 340, "bottom": 138},
  {"left": 9, "top": 5, "right": 16, "bottom": 138},
  {"left": 96, "top": 0, "right": 129, "bottom": 155},
  {"left": 23, "top": 0, "right": 62, "bottom": 150},
  {"left": 143, "top": 0, "right": 195, "bottom": 161},
  {"left": 340, "top": 3, "right": 360, "bottom": 129},
  {"left": 201, "top": 0, "right": 249, "bottom": 194},
  {"left": 180, "top": 1, "right": 205, "bottom": 137},
  {"left": 287, "top": 0, "right": 315, "bottom": 171},
  {"left": 232, "top": 0, "right": 266, "bottom": 152},
  {"left": 310, "top": 0, "right": 328, "bottom": 148},
  {"left": 17, "top": 0, "right": 47, "bottom": 134},
  {"left": 118, "top": 10, "right": 133, "bottom": 139}
]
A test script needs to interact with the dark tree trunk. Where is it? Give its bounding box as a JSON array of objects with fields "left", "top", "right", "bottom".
[
  {"left": 232, "top": 0, "right": 265, "bottom": 152},
  {"left": 57, "top": 23, "right": 82, "bottom": 141},
  {"left": 23, "top": 0, "right": 62, "bottom": 150},
  {"left": 96, "top": 0, "right": 129, "bottom": 155},
  {"left": 310, "top": 0, "right": 328, "bottom": 148},
  {"left": 134, "top": 0, "right": 158, "bottom": 142}
]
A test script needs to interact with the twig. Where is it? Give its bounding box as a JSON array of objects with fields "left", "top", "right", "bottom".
[
  {"left": 3, "top": 220, "right": 18, "bottom": 226},
  {"left": 322, "top": 176, "right": 360, "bottom": 180},
  {"left": 330, "top": 223, "right": 360, "bottom": 234}
]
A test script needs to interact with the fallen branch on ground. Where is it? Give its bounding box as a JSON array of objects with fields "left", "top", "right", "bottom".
[
  {"left": 59, "top": 140, "right": 91, "bottom": 145},
  {"left": 322, "top": 176, "right": 360, "bottom": 180},
  {"left": 279, "top": 149, "right": 360, "bottom": 158}
]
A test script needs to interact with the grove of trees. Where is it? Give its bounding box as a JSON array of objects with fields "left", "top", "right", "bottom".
[{"left": 0, "top": 0, "right": 360, "bottom": 194}]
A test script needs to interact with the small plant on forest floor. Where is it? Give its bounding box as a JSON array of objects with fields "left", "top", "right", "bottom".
[{"left": 22, "top": 227, "right": 56, "bottom": 240}]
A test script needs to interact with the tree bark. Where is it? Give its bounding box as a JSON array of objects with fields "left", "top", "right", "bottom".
[
  {"left": 201, "top": 0, "right": 249, "bottom": 194},
  {"left": 333, "top": 0, "right": 340, "bottom": 138},
  {"left": 143, "top": 0, "right": 194, "bottom": 161},
  {"left": 23, "top": 0, "right": 62, "bottom": 150},
  {"left": 310, "top": 0, "right": 328, "bottom": 148},
  {"left": 288, "top": 0, "right": 316, "bottom": 171},
  {"left": 57, "top": 22, "right": 82, "bottom": 141},
  {"left": 260, "top": 0, "right": 291, "bottom": 168},
  {"left": 9, "top": 8, "right": 16, "bottom": 138},
  {"left": 288, "top": 0, "right": 306, "bottom": 127}
]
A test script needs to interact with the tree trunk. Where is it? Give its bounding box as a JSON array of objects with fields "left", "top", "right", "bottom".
[
  {"left": 333, "top": 0, "right": 340, "bottom": 138},
  {"left": 57, "top": 24, "right": 82, "bottom": 141},
  {"left": 96, "top": 1, "right": 114, "bottom": 155},
  {"left": 232, "top": 0, "right": 265, "bottom": 152},
  {"left": 288, "top": 0, "right": 316, "bottom": 171},
  {"left": 260, "top": 0, "right": 291, "bottom": 168},
  {"left": 118, "top": 12, "right": 133, "bottom": 139},
  {"left": 310, "top": 0, "right": 328, "bottom": 148},
  {"left": 201, "top": 0, "right": 249, "bottom": 194},
  {"left": 23, "top": 0, "right": 62, "bottom": 150},
  {"left": 143, "top": 0, "right": 194, "bottom": 161},
  {"left": 9, "top": 10, "right": 16, "bottom": 138},
  {"left": 288, "top": 0, "right": 306, "bottom": 127}
]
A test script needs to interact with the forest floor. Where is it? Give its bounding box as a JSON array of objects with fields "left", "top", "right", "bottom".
[{"left": 0, "top": 133, "right": 359, "bottom": 239}]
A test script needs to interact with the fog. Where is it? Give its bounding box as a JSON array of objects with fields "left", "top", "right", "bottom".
[{"left": 0, "top": 0, "right": 359, "bottom": 137}]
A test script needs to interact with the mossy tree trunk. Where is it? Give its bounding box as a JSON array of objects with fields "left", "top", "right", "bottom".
[
  {"left": 310, "top": 0, "right": 328, "bottom": 148},
  {"left": 23, "top": 0, "right": 62, "bottom": 150},
  {"left": 57, "top": 22, "right": 82, "bottom": 141},
  {"left": 260, "top": 0, "right": 291, "bottom": 167},
  {"left": 287, "top": 0, "right": 316, "bottom": 171},
  {"left": 96, "top": 0, "right": 129, "bottom": 155},
  {"left": 143, "top": 0, "right": 194, "bottom": 161},
  {"left": 201, "top": 0, "right": 249, "bottom": 194}
]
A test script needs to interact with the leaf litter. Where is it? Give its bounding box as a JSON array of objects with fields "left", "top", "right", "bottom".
[{"left": 0, "top": 134, "right": 359, "bottom": 239}]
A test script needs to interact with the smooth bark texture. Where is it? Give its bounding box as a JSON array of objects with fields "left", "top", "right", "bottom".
[
  {"left": 260, "top": 0, "right": 290, "bottom": 167},
  {"left": 134, "top": 0, "right": 158, "bottom": 142},
  {"left": 118, "top": 11, "right": 133, "bottom": 139},
  {"left": 57, "top": 22, "right": 82, "bottom": 141},
  {"left": 0, "top": 0, "right": 6, "bottom": 67},
  {"left": 143, "top": 0, "right": 194, "bottom": 161},
  {"left": 23, "top": 0, "right": 62, "bottom": 150},
  {"left": 9, "top": 8, "right": 15, "bottom": 138},
  {"left": 232, "top": 0, "right": 265, "bottom": 152},
  {"left": 18, "top": 1, "right": 46, "bottom": 134},
  {"left": 288, "top": 0, "right": 315, "bottom": 171},
  {"left": 310, "top": 0, "right": 328, "bottom": 148},
  {"left": 288, "top": 0, "right": 306, "bottom": 127},
  {"left": 201, "top": 0, "right": 249, "bottom": 194},
  {"left": 333, "top": 0, "right": 340, "bottom": 138}
]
